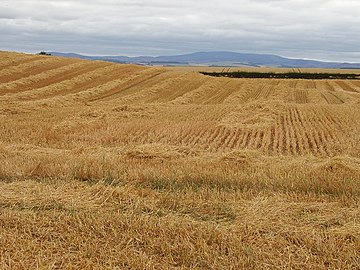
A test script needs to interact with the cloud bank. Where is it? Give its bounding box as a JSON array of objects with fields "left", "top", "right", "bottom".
[{"left": 1, "top": 0, "right": 360, "bottom": 61}]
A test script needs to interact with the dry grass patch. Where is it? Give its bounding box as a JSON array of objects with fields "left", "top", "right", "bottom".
[{"left": 0, "top": 52, "right": 360, "bottom": 269}]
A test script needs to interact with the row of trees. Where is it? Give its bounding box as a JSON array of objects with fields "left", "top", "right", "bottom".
[
  {"left": 38, "top": 51, "right": 52, "bottom": 56},
  {"left": 201, "top": 71, "right": 360, "bottom": 80}
]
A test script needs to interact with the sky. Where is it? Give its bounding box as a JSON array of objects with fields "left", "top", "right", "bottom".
[{"left": 1, "top": 0, "right": 360, "bottom": 62}]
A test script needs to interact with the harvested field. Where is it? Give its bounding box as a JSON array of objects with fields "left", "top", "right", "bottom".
[{"left": 0, "top": 51, "right": 360, "bottom": 269}]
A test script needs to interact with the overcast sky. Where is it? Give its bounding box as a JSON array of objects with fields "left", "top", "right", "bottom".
[{"left": 1, "top": 0, "right": 360, "bottom": 62}]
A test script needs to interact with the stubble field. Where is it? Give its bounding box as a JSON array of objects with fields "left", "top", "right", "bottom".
[{"left": 0, "top": 51, "right": 360, "bottom": 269}]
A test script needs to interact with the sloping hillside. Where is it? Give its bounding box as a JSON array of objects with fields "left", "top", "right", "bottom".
[
  {"left": 1, "top": 51, "right": 360, "bottom": 157},
  {"left": 0, "top": 51, "right": 359, "bottom": 269}
]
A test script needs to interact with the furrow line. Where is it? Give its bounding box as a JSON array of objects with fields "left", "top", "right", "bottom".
[
  {"left": 223, "top": 129, "right": 237, "bottom": 149},
  {"left": 335, "top": 81, "right": 357, "bottom": 92},
  {"left": 0, "top": 55, "right": 44, "bottom": 69},
  {"left": 294, "top": 108, "right": 312, "bottom": 154},
  {"left": 0, "top": 58, "right": 77, "bottom": 83},
  {"left": 254, "top": 130, "right": 264, "bottom": 150},
  {"left": 0, "top": 61, "right": 101, "bottom": 95},
  {"left": 227, "top": 129, "right": 241, "bottom": 149},
  {"left": 213, "top": 127, "right": 231, "bottom": 151},
  {"left": 186, "top": 128, "right": 205, "bottom": 147},
  {"left": 285, "top": 109, "right": 296, "bottom": 155},
  {"left": 289, "top": 107, "right": 304, "bottom": 155},
  {"left": 210, "top": 126, "right": 226, "bottom": 150},
  {"left": 89, "top": 69, "right": 164, "bottom": 102}
]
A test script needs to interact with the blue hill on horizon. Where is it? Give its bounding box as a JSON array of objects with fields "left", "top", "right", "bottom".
[{"left": 48, "top": 51, "right": 360, "bottom": 69}]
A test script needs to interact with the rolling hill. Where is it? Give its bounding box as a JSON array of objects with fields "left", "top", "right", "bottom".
[
  {"left": 49, "top": 51, "right": 360, "bottom": 68},
  {"left": 1, "top": 51, "right": 360, "bottom": 269}
]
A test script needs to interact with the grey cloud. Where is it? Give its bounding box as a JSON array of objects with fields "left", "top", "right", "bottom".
[{"left": 0, "top": 0, "right": 360, "bottom": 62}]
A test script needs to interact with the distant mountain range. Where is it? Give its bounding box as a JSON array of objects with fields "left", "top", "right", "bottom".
[{"left": 48, "top": 51, "right": 360, "bottom": 69}]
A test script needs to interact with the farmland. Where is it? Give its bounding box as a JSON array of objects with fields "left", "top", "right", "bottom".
[{"left": 0, "top": 51, "right": 360, "bottom": 269}]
